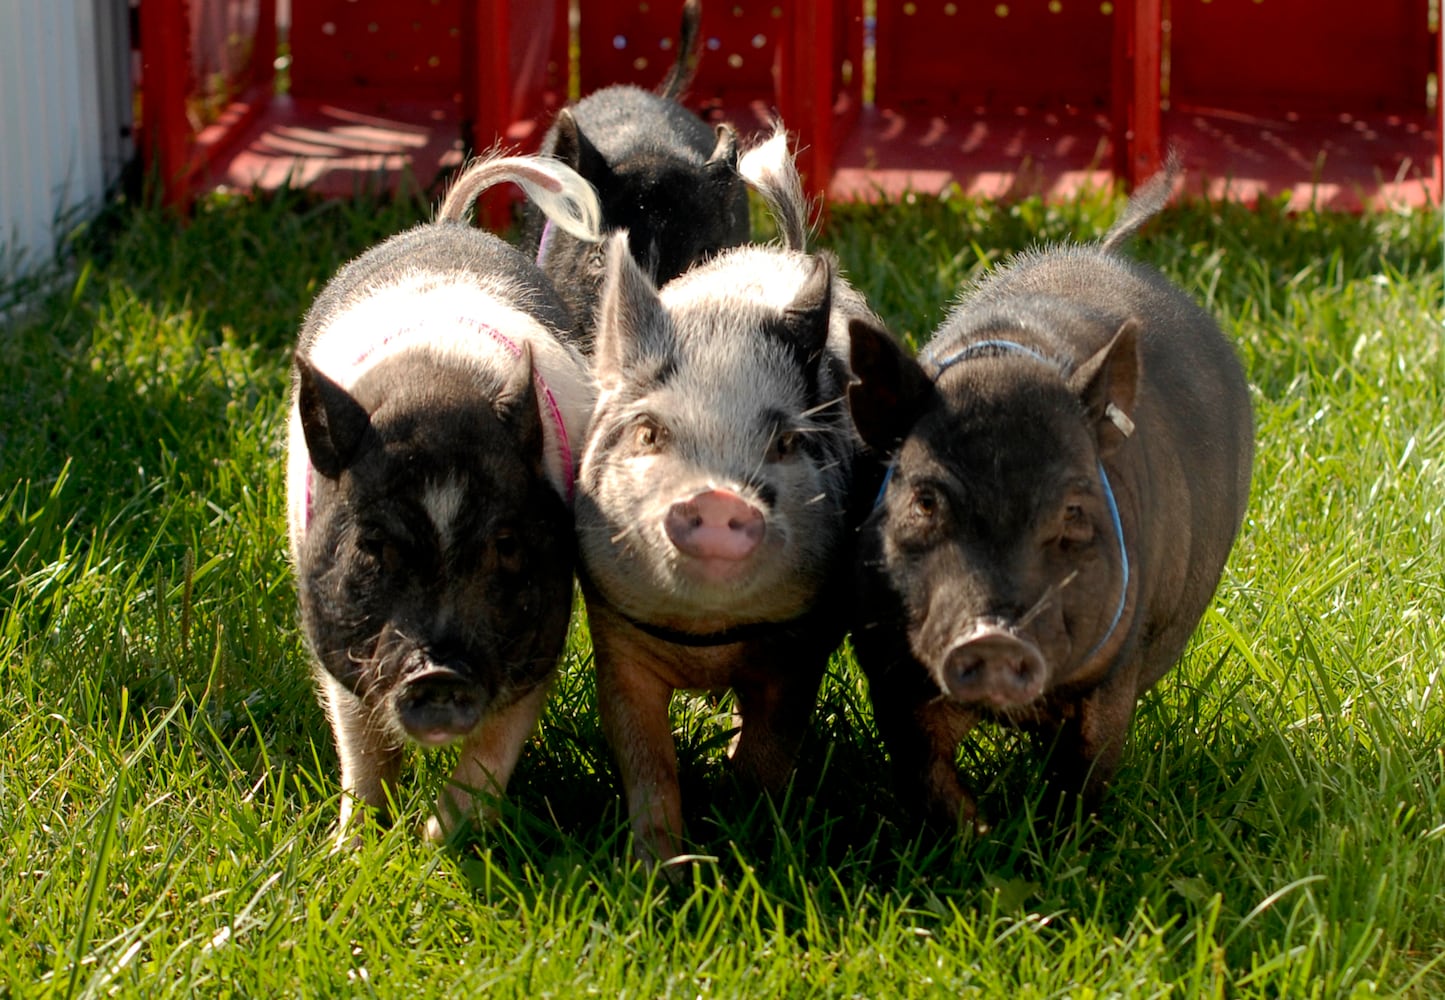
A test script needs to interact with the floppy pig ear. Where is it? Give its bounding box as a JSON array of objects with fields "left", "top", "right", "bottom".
[
  {"left": 295, "top": 354, "right": 371, "bottom": 479},
  {"left": 1068, "top": 318, "right": 1141, "bottom": 457},
  {"left": 846, "top": 318, "right": 935, "bottom": 454},
  {"left": 550, "top": 109, "right": 609, "bottom": 182},
  {"left": 595, "top": 232, "right": 673, "bottom": 382},
  {"left": 495, "top": 341, "right": 545, "bottom": 474}
]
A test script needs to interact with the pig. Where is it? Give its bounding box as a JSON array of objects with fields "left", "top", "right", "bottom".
[
  {"left": 573, "top": 125, "right": 890, "bottom": 869},
  {"left": 286, "top": 154, "right": 601, "bottom": 847},
  {"left": 845, "top": 156, "right": 1253, "bottom": 832},
  {"left": 524, "top": 0, "right": 751, "bottom": 349}
]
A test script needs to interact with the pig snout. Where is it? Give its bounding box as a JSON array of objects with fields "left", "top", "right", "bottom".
[
  {"left": 395, "top": 664, "right": 484, "bottom": 745},
  {"left": 942, "top": 627, "right": 1048, "bottom": 708},
  {"left": 664, "top": 489, "right": 765, "bottom": 563}
]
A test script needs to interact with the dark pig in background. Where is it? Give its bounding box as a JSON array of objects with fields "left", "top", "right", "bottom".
[
  {"left": 525, "top": 0, "right": 751, "bottom": 348},
  {"left": 287, "top": 155, "right": 601, "bottom": 847},
  {"left": 574, "top": 126, "right": 890, "bottom": 869},
  {"left": 846, "top": 156, "right": 1253, "bottom": 832}
]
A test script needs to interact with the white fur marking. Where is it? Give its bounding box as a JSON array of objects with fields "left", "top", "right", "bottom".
[{"left": 424, "top": 478, "right": 468, "bottom": 550}]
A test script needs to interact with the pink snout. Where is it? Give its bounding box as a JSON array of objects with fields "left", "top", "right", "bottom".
[
  {"left": 664, "top": 488, "right": 765, "bottom": 562},
  {"left": 942, "top": 626, "right": 1048, "bottom": 708}
]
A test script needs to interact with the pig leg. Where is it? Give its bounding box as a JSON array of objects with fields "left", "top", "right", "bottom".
[
  {"left": 320, "top": 671, "right": 404, "bottom": 850},
  {"left": 916, "top": 700, "right": 985, "bottom": 831},
  {"left": 874, "top": 687, "right": 982, "bottom": 832},
  {"left": 1048, "top": 666, "right": 1141, "bottom": 806},
  {"left": 594, "top": 641, "right": 686, "bottom": 868},
  {"left": 424, "top": 681, "right": 552, "bottom": 843},
  {"left": 727, "top": 659, "right": 826, "bottom": 795}
]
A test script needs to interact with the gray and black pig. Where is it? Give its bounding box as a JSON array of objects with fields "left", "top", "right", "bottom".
[
  {"left": 846, "top": 158, "right": 1253, "bottom": 832},
  {"left": 574, "top": 126, "right": 889, "bottom": 868},
  {"left": 287, "top": 155, "right": 601, "bottom": 847},
  {"left": 525, "top": 0, "right": 751, "bottom": 347}
]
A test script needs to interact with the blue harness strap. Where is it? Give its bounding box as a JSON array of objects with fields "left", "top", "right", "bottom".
[
  {"left": 928, "top": 338, "right": 1054, "bottom": 370},
  {"left": 1085, "top": 457, "right": 1130, "bottom": 663},
  {"left": 872, "top": 338, "right": 1057, "bottom": 508},
  {"left": 872, "top": 338, "right": 1131, "bottom": 664}
]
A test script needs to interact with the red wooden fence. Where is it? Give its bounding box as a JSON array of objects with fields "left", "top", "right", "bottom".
[{"left": 138, "top": 0, "right": 1441, "bottom": 211}]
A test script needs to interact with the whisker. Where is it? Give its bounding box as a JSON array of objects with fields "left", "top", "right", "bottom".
[
  {"left": 800, "top": 395, "right": 846, "bottom": 419},
  {"left": 1015, "top": 570, "right": 1079, "bottom": 631},
  {"left": 576, "top": 521, "right": 638, "bottom": 538}
]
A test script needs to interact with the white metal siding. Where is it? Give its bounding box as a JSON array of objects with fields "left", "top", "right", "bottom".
[{"left": 0, "top": 0, "right": 133, "bottom": 282}]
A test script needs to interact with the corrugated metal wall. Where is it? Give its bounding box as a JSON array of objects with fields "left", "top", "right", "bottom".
[{"left": 0, "top": 0, "right": 133, "bottom": 281}]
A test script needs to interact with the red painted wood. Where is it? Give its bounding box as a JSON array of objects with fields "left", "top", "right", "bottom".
[
  {"left": 1164, "top": 0, "right": 1440, "bottom": 209},
  {"left": 574, "top": 1, "right": 856, "bottom": 203},
  {"left": 459, "top": 0, "right": 509, "bottom": 162},
  {"left": 141, "top": 0, "right": 1443, "bottom": 210},
  {"left": 873, "top": 0, "right": 1115, "bottom": 109},
  {"left": 200, "top": 95, "right": 465, "bottom": 198},
  {"left": 289, "top": 0, "right": 465, "bottom": 102},
  {"left": 254, "top": 0, "right": 278, "bottom": 97},
  {"left": 1170, "top": 0, "right": 1432, "bottom": 115},
  {"left": 840, "top": 1, "right": 1123, "bottom": 204},
  {"left": 778, "top": 2, "right": 862, "bottom": 197},
  {"left": 139, "top": 0, "right": 194, "bottom": 207},
  {"left": 1127, "top": 0, "right": 1162, "bottom": 185},
  {"left": 188, "top": 0, "right": 278, "bottom": 183},
  {"left": 578, "top": 1, "right": 783, "bottom": 102}
]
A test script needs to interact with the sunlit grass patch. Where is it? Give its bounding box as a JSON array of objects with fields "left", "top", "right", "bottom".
[{"left": 1, "top": 184, "right": 1441, "bottom": 996}]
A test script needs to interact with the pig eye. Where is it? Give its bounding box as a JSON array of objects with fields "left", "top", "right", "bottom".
[
  {"left": 634, "top": 416, "right": 669, "bottom": 452},
  {"left": 358, "top": 534, "right": 404, "bottom": 575},
  {"left": 910, "top": 486, "right": 941, "bottom": 520},
  {"left": 494, "top": 528, "right": 524, "bottom": 571},
  {"left": 1058, "top": 503, "right": 1094, "bottom": 546},
  {"left": 767, "top": 430, "right": 802, "bottom": 463}
]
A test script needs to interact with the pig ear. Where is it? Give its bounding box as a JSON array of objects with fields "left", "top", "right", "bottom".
[
  {"left": 846, "top": 318, "right": 935, "bottom": 454},
  {"left": 596, "top": 231, "right": 673, "bottom": 381},
  {"left": 775, "top": 253, "right": 833, "bottom": 364},
  {"left": 550, "top": 109, "right": 609, "bottom": 183},
  {"left": 495, "top": 342, "right": 546, "bottom": 471},
  {"left": 1068, "top": 319, "right": 1141, "bottom": 457},
  {"left": 295, "top": 354, "right": 371, "bottom": 479},
  {"left": 705, "top": 123, "right": 740, "bottom": 175}
]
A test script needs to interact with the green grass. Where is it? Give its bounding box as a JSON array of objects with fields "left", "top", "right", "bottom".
[{"left": 2, "top": 183, "right": 1442, "bottom": 997}]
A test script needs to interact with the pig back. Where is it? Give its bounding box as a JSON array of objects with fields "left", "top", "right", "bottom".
[
  {"left": 297, "top": 224, "right": 576, "bottom": 356},
  {"left": 554, "top": 86, "right": 718, "bottom": 164}
]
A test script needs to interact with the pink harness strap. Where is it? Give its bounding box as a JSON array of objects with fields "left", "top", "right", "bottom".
[
  {"left": 468, "top": 318, "right": 576, "bottom": 505},
  {"left": 302, "top": 317, "right": 576, "bottom": 529}
]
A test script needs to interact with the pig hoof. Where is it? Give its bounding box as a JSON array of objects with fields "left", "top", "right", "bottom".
[
  {"left": 424, "top": 800, "right": 497, "bottom": 845},
  {"left": 633, "top": 827, "right": 689, "bottom": 880},
  {"left": 422, "top": 811, "right": 482, "bottom": 846},
  {"left": 940, "top": 806, "right": 987, "bottom": 841},
  {"left": 330, "top": 829, "right": 366, "bottom": 854}
]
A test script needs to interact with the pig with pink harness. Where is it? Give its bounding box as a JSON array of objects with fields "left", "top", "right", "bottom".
[{"left": 286, "top": 155, "right": 600, "bottom": 846}]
